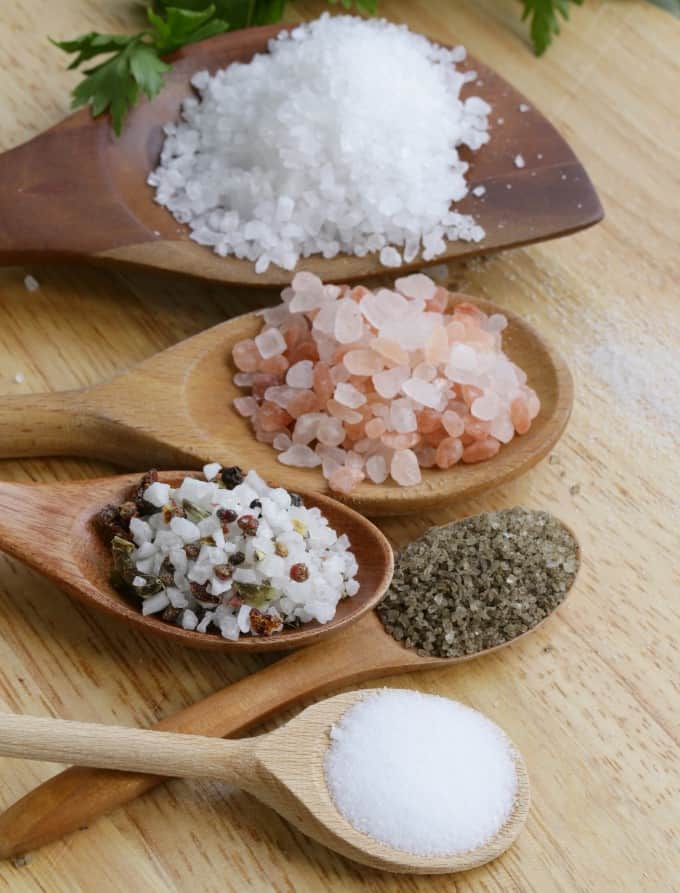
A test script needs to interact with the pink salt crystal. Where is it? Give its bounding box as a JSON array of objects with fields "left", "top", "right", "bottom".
[
  {"left": 461, "top": 384, "right": 484, "bottom": 406},
  {"left": 446, "top": 320, "right": 467, "bottom": 343},
  {"left": 464, "top": 414, "right": 491, "bottom": 441},
  {"left": 372, "top": 338, "right": 409, "bottom": 366},
  {"left": 335, "top": 382, "right": 367, "bottom": 409},
  {"left": 435, "top": 437, "right": 463, "bottom": 469},
  {"left": 349, "top": 285, "right": 370, "bottom": 302},
  {"left": 287, "top": 390, "right": 320, "bottom": 419},
  {"left": 415, "top": 446, "right": 437, "bottom": 468},
  {"left": 471, "top": 392, "right": 502, "bottom": 421},
  {"left": 416, "top": 408, "right": 442, "bottom": 434},
  {"left": 490, "top": 414, "right": 516, "bottom": 444},
  {"left": 390, "top": 400, "right": 417, "bottom": 433},
  {"left": 328, "top": 465, "right": 365, "bottom": 495},
  {"left": 365, "top": 417, "right": 386, "bottom": 439},
  {"left": 462, "top": 437, "right": 501, "bottom": 463},
  {"left": 233, "top": 339, "right": 260, "bottom": 372},
  {"left": 390, "top": 449, "right": 421, "bottom": 486},
  {"left": 317, "top": 417, "right": 346, "bottom": 447},
  {"left": 289, "top": 274, "right": 325, "bottom": 312},
  {"left": 360, "top": 289, "right": 408, "bottom": 329},
  {"left": 510, "top": 397, "right": 531, "bottom": 434},
  {"left": 343, "top": 349, "right": 384, "bottom": 376},
  {"left": 233, "top": 372, "right": 254, "bottom": 387},
  {"left": 366, "top": 454, "right": 388, "bottom": 484},
  {"left": 264, "top": 385, "right": 297, "bottom": 408},
  {"left": 252, "top": 373, "right": 281, "bottom": 399},
  {"left": 334, "top": 298, "right": 365, "bottom": 344},
  {"left": 234, "top": 396, "right": 258, "bottom": 417},
  {"left": 255, "top": 328, "right": 286, "bottom": 359},
  {"left": 402, "top": 378, "right": 444, "bottom": 410},
  {"left": 254, "top": 427, "right": 276, "bottom": 444},
  {"left": 353, "top": 437, "right": 378, "bottom": 453},
  {"left": 344, "top": 418, "right": 367, "bottom": 441},
  {"left": 395, "top": 273, "right": 436, "bottom": 301},
  {"left": 260, "top": 355, "right": 289, "bottom": 376},
  {"left": 282, "top": 315, "right": 310, "bottom": 349},
  {"left": 286, "top": 360, "right": 314, "bottom": 389},
  {"left": 313, "top": 363, "right": 335, "bottom": 403},
  {"left": 449, "top": 343, "right": 478, "bottom": 370},
  {"left": 381, "top": 431, "right": 421, "bottom": 450},
  {"left": 292, "top": 413, "right": 324, "bottom": 444},
  {"left": 258, "top": 401, "right": 292, "bottom": 432},
  {"left": 313, "top": 302, "right": 338, "bottom": 336},
  {"left": 278, "top": 444, "right": 322, "bottom": 468},
  {"left": 442, "top": 410, "right": 465, "bottom": 437},
  {"left": 346, "top": 451, "right": 365, "bottom": 470},
  {"left": 373, "top": 365, "right": 409, "bottom": 399},
  {"left": 273, "top": 432, "right": 292, "bottom": 451},
  {"left": 287, "top": 341, "right": 318, "bottom": 365},
  {"left": 425, "top": 287, "right": 449, "bottom": 313},
  {"left": 413, "top": 362, "right": 437, "bottom": 382},
  {"left": 327, "top": 399, "right": 362, "bottom": 424},
  {"left": 330, "top": 363, "right": 350, "bottom": 384}
]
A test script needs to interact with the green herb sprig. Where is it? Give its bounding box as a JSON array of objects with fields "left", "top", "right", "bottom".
[{"left": 53, "top": 0, "right": 581, "bottom": 136}]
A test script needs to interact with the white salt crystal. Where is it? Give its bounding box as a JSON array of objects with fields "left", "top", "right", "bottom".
[
  {"left": 379, "top": 246, "right": 402, "bottom": 267},
  {"left": 334, "top": 299, "right": 365, "bottom": 343},
  {"left": 325, "top": 689, "right": 517, "bottom": 856},
  {"left": 360, "top": 289, "right": 408, "bottom": 329},
  {"left": 471, "top": 392, "right": 502, "bottom": 421},
  {"left": 170, "top": 516, "right": 201, "bottom": 543},
  {"left": 202, "top": 462, "right": 222, "bottom": 481},
  {"left": 23, "top": 275, "right": 39, "bottom": 292},
  {"left": 390, "top": 401, "right": 417, "bottom": 433},
  {"left": 255, "top": 328, "right": 286, "bottom": 359},
  {"left": 144, "top": 481, "right": 171, "bottom": 507},
  {"left": 365, "top": 454, "right": 388, "bottom": 484},
  {"left": 181, "top": 609, "right": 199, "bottom": 631},
  {"left": 286, "top": 360, "right": 314, "bottom": 389},
  {"left": 519, "top": 103, "right": 530, "bottom": 112},
  {"left": 142, "top": 592, "right": 170, "bottom": 616},
  {"left": 373, "top": 365, "right": 410, "bottom": 400},
  {"left": 14, "top": 372, "right": 25, "bottom": 384},
  {"left": 402, "top": 377, "right": 445, "bottom": 410},
  {"left": 472, "top": 185, "right": 486, "bottom": 197},
  {"left": 514, "top": 154, "right": 525, "bottom": 169},
  {"left": 390, "top": 449, "right": 421, "bottom": 485},
  {"left": 334, "top": 382, "right": 366, "bottom": 409}
]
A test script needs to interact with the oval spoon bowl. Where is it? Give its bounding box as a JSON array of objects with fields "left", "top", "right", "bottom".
[
  {"left": 0, "top": 25, "right": 602, "bottom": 285},
  {"left": 0, "top": 472, "right": 394, "bottom": 651}
]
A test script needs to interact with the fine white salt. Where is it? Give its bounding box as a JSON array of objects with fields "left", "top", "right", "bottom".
[
  {"left": 23, "top": 275, "right": 39, "bottom": 292},
  {"left": 149, "top": 15, "right": 490, "bottom": 273},
  {"left": 514, "top": 154, "right": 525, "bottom": 169},
  {"left": 325, "top": 689, "right": 518, "bottom": 856}
]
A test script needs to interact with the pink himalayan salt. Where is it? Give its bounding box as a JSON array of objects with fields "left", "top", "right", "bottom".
[
  {"left": 234, "top": 396, "right": 258, "bottom": 417},
  {"left": 278, "top": 444, "right": 321, "bottom": 468},
  {"left": 255, "top": 328, "right": 286, "bottom": 359},
  {"left": 462, "top": 437, "right": 501, "bottom": 463},
  {"left": 231, "top": 273, "right": 540, "bottom": 495},
  {"left": 435, "top": 437, "right": 463, "bottom": 469},
  {"left": 390, "top": 449, "right": 421, "bottom": 486},
  {"left": 328, "top": 465, "right": 365, "bottom": 494},
  {"left": 366, "top": 454, "right": 388, "bottom": 484}
]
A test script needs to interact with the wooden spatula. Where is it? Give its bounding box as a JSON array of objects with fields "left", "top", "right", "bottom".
[{"left": 0, "top": 25, "right": 602, "bottom": 286}]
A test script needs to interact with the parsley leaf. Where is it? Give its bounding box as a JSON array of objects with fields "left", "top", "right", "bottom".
[
  {"left": 329, "top": 0, "right": 378, "bottom": 13},
  {"left": 520, "top": 0, "right": 584, "bottom": 56},
  {"left": 147, "top": 5, "right": 229, "bottom": 54}
]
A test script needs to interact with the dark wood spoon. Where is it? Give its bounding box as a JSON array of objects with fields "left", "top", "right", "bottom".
[
  {"left": 0, "top": 25, "right": 602, "bottom": 286},
  {"left": 0, "top": 471, "right": 394, "bottom": 652}
]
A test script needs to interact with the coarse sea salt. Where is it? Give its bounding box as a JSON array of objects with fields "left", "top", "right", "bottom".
[
  {"left": 325, "top": 689, "right": 518, "bottom": 856},
  {"left": 148, "top": 15, "right": 490, "bottom": 274},
  {"left": 232, "top": 272, "right": 540, "bottom": 494}
]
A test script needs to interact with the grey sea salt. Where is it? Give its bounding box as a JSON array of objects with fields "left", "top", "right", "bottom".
[{"left": 377, "top": 507, "right": 578, "bottom": 657}]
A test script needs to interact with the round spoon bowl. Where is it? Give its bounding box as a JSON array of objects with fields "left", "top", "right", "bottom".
[{"left": 0, "top": 472, "right": 394, "bottom": 652}]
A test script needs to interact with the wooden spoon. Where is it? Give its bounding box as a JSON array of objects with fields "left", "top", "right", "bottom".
[
  {"left": 0, "top": 690, "right": 529, "bottom": 874},
  {"left": 0, "top": 298, "right": 573, "bottom": 516},
  {"left": 0, "top": 523, "right": 577, "bottom": 860},
  {"left": 0, "top": 471, "right": 393, "bottom": 652},
  {"left": 0, "top": 25, "right": 602, "bottom": 287}
]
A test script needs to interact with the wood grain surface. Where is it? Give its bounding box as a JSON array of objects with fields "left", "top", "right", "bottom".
[{"left": 0, "top": 1, "right": 678, "bottom": 892}]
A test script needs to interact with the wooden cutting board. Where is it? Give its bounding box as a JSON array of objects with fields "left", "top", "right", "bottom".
[{"left": 0, "top": 1, "right": 678, "bottom": 892}]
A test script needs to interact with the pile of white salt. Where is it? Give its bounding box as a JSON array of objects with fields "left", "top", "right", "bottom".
[{"left": 324, "top": 689, "right": 518, "bottom": 856}]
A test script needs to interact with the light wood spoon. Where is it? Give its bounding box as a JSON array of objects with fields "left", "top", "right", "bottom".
[
  {"left": 0, "top": 522, "right": 577, "bottom": 859},
  {"left": 0, "top": 25, "right": 602, "bottom": 287},
  {"left": 0, "top": 690, "right": 529, "bottom": 873},
  {"left": 0, "top": 471, "right": 393, "bottom": 652},
  {"left": 0, "top": 297, "right": 573, "bottom": 516}
]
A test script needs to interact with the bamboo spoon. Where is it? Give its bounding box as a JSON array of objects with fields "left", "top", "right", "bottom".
[
  {"left": 0, "top": 691, "right": 529, "bottom": 874},
  {"left": 0, "top": 298, "right": 573, "bottom": 516},
  {"left": 0, "top": 471, "right": 393, "bottom": 652},
  {"left": 0, "top": 529, "right": 577, "bottom": 859},
  {"left": 0, "top": 26, "right": 602, "bottom": 287}
]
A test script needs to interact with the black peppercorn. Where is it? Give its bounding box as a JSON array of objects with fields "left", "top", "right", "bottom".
[
  {"left": 249, "top": 499, "right": 262, "bottom": 510},
  {"left": 229, "top": 551, "right": 246, "bottom": 566},
  {"left": 289, "top": 492, "right": 303, "bottom": 507},
  {"left": 220, "top": 466, "right": 244, "bottom": 489}
]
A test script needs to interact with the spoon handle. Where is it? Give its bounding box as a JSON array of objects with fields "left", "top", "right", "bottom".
[
  {"left": 0, "top": 613, "right": 416, "bottom": 858},
  {"left": 0, "top": 391, "right": 100, "bottom": 460},
  {"left": 0, "top": 714, "right": 253, "bottom": 782}
]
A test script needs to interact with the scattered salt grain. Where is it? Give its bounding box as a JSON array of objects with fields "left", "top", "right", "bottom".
[
  {"left": 325, "top": 689, "right": 518, "bottom": 856},
  {"left": 23, "top": 275, "right": 39, "bottom": 292},
  {"left": 519, "top": 103, "right": 530, "bottom": 112},
  {"left": 13, "top": 372, "right": 25, "bottom": 384},
  {"left": 149, "top": 15, "right": 490, "bottom": 273},
  {"left": 514, "top": 154, "right": 525, "bottom": 169},
  {"left": 472, "top": 185, "right": 486, "bottom": 197}
]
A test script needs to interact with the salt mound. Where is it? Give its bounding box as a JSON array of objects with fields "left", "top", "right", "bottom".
[{"left": 149, "top": 14, "right": 490, "bottom": 273}]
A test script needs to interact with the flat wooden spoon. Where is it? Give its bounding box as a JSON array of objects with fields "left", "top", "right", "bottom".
[
  {"left": 0, "top": 471, "right": 393, "bottom": 652},
  {"left": 0, "top": 524, "right": 577, "bottom": 860},
  {"left": 0, "top": 690, "right": 529, "bottom": 874},
  {"left": 0, "top": 25, "right": 602, "bottom": 286},
  {"left": 0, "top": 297, "right": 573, "bottom": 516}
]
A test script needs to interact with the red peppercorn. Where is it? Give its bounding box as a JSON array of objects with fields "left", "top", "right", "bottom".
[
  {"left": 217, "top": 508, "right": 238, "bottom": 529},
  {"left": 290, "top": 563, "right": 309, "bottom": 582},
  {"left": 237, "top": 514, "right": 259, "bottom": 536}
]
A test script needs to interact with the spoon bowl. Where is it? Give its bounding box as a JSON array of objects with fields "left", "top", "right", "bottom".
[
  {"left": 0, "top": 296, "right": 573, "bottom": 516},
  {"left": 0, "top": 689, "right": 530, "bottom": 873},
  {"left": 0, "top": 516, "right": 577, "bottom": 858},
  {"left": 0, "top": 471, "right": 393, "bottom": 652},
  {"left": 0, "top": 25, "right": 602, "bottom": 285}
]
